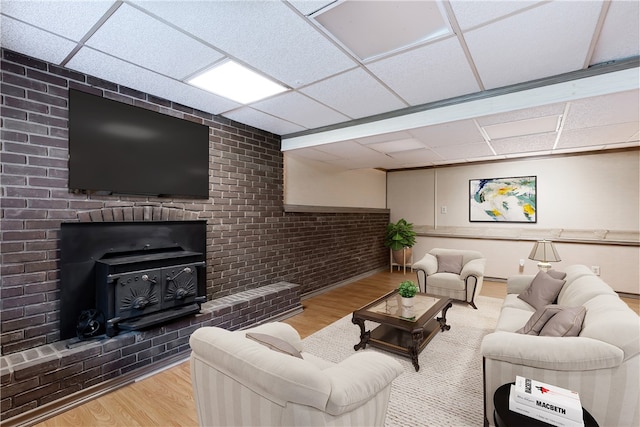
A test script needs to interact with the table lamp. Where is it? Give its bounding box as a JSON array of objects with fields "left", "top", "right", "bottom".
[{"left": 528, "top": 240, "right": 561, "bottom": 272}]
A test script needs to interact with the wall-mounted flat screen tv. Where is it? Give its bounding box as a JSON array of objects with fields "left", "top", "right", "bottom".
[{"left": 68, "top": 89, "right": 209, "bottom": 198}]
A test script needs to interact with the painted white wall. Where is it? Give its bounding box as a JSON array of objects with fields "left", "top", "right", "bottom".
[
  {"left": 389, "top": 150, "right": 640, "bottom": 294},
  {"left": 284, "top": 154, "right": 386, "bottom": 208}
]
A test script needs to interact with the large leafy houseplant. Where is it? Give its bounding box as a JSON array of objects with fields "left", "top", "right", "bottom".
[{"left": 384, "top": 218, "right": 417, "bottom": 251}]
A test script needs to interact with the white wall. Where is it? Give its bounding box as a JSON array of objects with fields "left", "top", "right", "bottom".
[
  {"left": 284, "top": 154, "right": 386, "bottom": 208},
  {"left": 388, "top": 150, "right": 640, "bottom": 294}
]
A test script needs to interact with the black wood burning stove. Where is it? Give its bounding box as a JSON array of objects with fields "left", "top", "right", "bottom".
[{"left": 60, "top": 221, "right": 206, "bottom": 340}]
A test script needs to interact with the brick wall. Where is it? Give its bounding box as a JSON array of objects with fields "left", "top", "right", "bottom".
[{"left": 0, "top": 48, "right": 389, "bottom": 356}]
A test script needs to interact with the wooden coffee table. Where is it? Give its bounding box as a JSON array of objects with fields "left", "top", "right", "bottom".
[{"left": 352, "top": 290, "right": 453, "bottom": 371}]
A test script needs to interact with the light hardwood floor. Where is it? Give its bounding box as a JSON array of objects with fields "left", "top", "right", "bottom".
[{"left": 34, "top": 271, "right": 637, "bottom": 427}]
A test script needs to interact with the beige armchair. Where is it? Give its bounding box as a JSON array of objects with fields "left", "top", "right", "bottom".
[
  {"left": 189, "top": 322, "right": 403, "bottom": 427},
  {"left": 413, "top": 248, "right": 486, "bottom": 309}
]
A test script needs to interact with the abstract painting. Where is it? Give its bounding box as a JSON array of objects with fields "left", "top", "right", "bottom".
[{"left": 469, "top": 176, "right": 537, "bottom": 223}]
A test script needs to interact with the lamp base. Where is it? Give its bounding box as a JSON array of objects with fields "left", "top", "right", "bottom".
[{"left": 537, "top": 262, "right": 552, "bottom": 272}]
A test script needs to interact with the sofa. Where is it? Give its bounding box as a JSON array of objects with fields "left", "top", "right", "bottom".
[
  {"left": 413, "top": 248, "right": 486, "bottom": 309},
  {"left": 189, "top": 322, "right": 404, "bottom": 426},
  {"left": 481, "top": 265, "right": 640, "bottom": 427}
]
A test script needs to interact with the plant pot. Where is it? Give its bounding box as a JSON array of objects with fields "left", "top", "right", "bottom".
[
  {"left": 400, "top": 296, "right": 414, "bottom": 318},
  {"left": 392, "top": 247, "right": 412, "bottom": 265}
]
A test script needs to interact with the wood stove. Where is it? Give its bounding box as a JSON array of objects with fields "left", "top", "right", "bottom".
[{"left": 60, "top": 221, "right": 207, "bottom": 340}]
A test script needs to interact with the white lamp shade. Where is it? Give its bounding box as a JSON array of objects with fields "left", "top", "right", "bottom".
[{"left": 528, "top": 240, "right": 561, "bottom": 263}]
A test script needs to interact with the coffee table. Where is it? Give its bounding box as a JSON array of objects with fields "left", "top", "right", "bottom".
[{"left": 352, "top": 290, "right": 453, "bottom": 371}]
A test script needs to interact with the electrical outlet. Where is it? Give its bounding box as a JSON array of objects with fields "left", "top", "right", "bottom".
[
  {"left": 440, "top": 206, "right": 447, "bottom": 214},
  {"left": 591, "top": 266, "right": 600, "bottom": 276}
]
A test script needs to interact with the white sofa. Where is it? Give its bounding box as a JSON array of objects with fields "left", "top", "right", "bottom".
[
  {"left": 413, "top": 248, "right": 486, "bottom": 309},
  {"left": 189, "top": 322, "right": 403, "bottom": 426},
  {"left": 481, "top": 265, "right": 640, "bottom": 427}
]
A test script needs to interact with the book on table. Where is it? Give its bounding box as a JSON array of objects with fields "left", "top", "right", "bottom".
[
  {"left": 509, "top": 385, "right": 584, "bottom": 427},
  {"left": 511, "top": 376, "right": 584, "bottom": 425}
]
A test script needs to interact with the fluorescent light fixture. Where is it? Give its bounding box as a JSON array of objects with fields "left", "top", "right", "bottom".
[
  {"left": 482, "top": 115, "right": 561, "bottom": 141},
  {"left": 187, "top": 61, "right": 288, "bottom": 104},
  {"left": 367, "top": 138, "right": 425, "bottom": 153},
  {"left": 314, "top": 1, "right": 451, "bottom": 60}
]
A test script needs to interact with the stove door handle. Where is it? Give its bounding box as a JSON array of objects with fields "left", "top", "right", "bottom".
[{"left": 141, "top": 274, "right": 157, "bottom": 285}]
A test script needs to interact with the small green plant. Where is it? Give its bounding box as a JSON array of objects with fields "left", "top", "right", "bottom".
[
  {"left": 384, "top": 218, "right": 417, "bottom": 251},
  {"left": 398, "top": 280, "right": 418, "bottom": 298}
]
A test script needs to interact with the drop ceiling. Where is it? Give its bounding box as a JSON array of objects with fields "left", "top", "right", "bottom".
[{"left": 2, "top": 0, "right": 639, "bottom": 170}]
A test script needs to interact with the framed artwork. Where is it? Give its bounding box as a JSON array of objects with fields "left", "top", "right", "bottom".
[{"left": 469, "top": 176, "right": 537, "bottom": 223}]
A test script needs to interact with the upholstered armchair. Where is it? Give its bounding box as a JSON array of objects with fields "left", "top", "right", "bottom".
[
  {"left": 189, "top": 322, "right": 403, "bottom": 427},
  {"left": 413, "top": 248, "right": 486, "bottom": 309}
]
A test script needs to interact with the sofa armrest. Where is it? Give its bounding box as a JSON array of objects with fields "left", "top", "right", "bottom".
[
  {"left": 413, "top": 253, "right": 437, "bottom": 275},
  {"left": 460, "top": 258, "right": 486, "bottom": 280},
  {"left": 322, "top": 352, "right": 403, "bottom": 415},
  {"left": 507, "top": 275, "right": 535, "bottom": 294},
  {"left": 481, "top": 331, "right": 623, "bottom": 371}
]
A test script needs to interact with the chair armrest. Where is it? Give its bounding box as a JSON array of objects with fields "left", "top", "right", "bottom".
[
  {"left": 507, "top": 275, "right": 536, "bottom": 294},
  {"left": 460, "top": 258, "right": 485, "bottom": 280},
  {"left": 413, "top": 253, "right": 437, "bottom": 275},
  {"left": 481, "top": 331, "right": 623, "bottom": 371},
  {"left": 322, "top": 352, "right": 403, "bottom": 415}
]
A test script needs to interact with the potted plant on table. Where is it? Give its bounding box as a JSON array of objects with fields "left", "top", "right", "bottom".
[
  {"left": 398, "top": 280, "right": 419, "bottom": 318},
  {"left": 384, "top": 218, "right": 417, "bottom": 265}
]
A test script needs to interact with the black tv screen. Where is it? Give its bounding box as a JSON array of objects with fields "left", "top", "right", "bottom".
[{"left": 68, "top": 89, "right": 209, "bottom": 198}]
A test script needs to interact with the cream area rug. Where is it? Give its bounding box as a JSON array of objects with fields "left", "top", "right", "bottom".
[{"left": 301, "top": 295, "right": 503, "bottom": 427}]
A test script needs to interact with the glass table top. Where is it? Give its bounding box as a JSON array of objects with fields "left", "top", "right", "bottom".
[{"left": 366, "top": 293, "right": 442, "bottom": 321}]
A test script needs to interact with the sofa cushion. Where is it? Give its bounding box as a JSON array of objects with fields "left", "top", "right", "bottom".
[
  {"left": 436, "top": 254, "right": 463, "bottom": 274},
  {"left": 516, "top": 305, "right": 563, "bottom": 335},
  {"left": 246, "top": 332, "right": 303, "bottom": 358},
  {"left": 558, "top": 275, "right": 617, "bottom": 306},
  {"left": 547, "top": 269, "right": 567, "bottom": 280},
  {"left": 518, "top": 270, "right": 566, "bottom": 310},
  {"left": 539, "top": 306, "right": 586, "bottom": 337}
]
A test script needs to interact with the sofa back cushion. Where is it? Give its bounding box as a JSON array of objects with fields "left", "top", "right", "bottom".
[
  {"left": 558, "top": 275, "right": 617, "bottom": 307},
  {"left": 429, "top": 248, "right": 483, "bottom": 267}
]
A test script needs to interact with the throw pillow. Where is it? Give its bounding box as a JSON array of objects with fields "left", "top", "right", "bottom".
[
  {"left": 246, "top": 332, "right": 303, "bottom": 359},
  {"left": 539, "top": 306, "right": 586, "bottom": 337},
  {"left": 436, "top": 254, "right": 463, "bottom": 274},
  {"left": 547, "top": 269, "right": 567, "bottom": 280},
  {"left": 516, "top": 304, "right": 563, "bottom": 335},
  {"left": 517, "top": 270, "right": 566, "bottom": 310}
]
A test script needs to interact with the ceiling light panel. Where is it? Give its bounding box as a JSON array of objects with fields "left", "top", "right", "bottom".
[
  {"left": 367, "top": 138, "right": 426, "bottom": 154},
  {"left": 188, "top": 61, "right": 288, "bottom": 104},
  {"left": 86, "top": 4, "right": 224, "bottom": 80},
  {"left": 132, "top": 0, "right": 355, "bottom": 87},
  {"left": 464, "top": 1, "right": 602, "bottom": 89},
  {"left": 313, "top": 0, "right": 452, "bottom": 60},
  {"left": 481, "top": 115, "right": 560, "bottom": 140}
]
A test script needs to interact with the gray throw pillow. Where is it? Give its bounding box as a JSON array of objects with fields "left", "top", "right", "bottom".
[
  {"left": 246, "top": 332, "right": 303, "bottom": 358},
  {"left": 539, "top": 306, "right": 586, "bottom": 337},
  {"left": 547, "top": 269, "right": 567, "bottom": 280},
  {"left": 436, "top": 254, "right": 463, "bottom": 274},
  {"left": 516, "top": 304, "right": 563, "bottom": 335},
  {"left": 517, "top": 270, "right": 566, "bottom": 310}
]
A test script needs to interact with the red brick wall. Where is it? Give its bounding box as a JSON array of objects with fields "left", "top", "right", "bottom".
[{"left": 0, "top": 49, "right": 389, "bottom": 355}]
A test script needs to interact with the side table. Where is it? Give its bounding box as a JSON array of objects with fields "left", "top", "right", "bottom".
[{"left": 493, "top": 383, "right": 598, "bottom": 427}]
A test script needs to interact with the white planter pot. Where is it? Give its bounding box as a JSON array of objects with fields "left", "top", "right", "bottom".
[{"left": 400, "top": 296, "right": 414, "bottom": 318}]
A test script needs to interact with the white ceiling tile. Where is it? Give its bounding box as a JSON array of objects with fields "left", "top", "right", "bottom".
[
  {"left": 591, "top": 0, "right": 640, "bottom": 64},
  {"left": 564, "top": 90, "right": 640, "bottom": 130},
  {"left": 491, "top": 133, "right": 557, "bottom": 155},
  {"left": 223, "top": 107, "right": 305, "bottom": 136},
  {"left": 449, "top": 0, "right": 543, "bottom": 31},
  {"left": 367, "top": 36, "right": 481, "bottom": 105},
  {"left": 465, "top": 1, "right": 602, "bottom": 89},
  {"left": 86, "top": 3, "right": 224, "bottom": 80},
  {"left": 476, "top": 103, "right": 566, "bottom": 127},
  {"left": 314, "top": 141, "right": 387, "bottom": 160},
  {"left": 557, "top": 122, "right": 640, "bottom": 149},
  {"left": 131, "top": 0, "right": 356, "bottom": 88},
  {"left": 286, "top": 147, "right": 342, "bottom": 162},
  {"left": 251, "top": 92, "right": 350, "bottom": 129},
  {"left": 387, "top": 148, "right": 442, "bottom": 165},
  {"left": 300, "top": 68, "right": 407, "bottom": 119},
  {"left": 288, "top": 1, "right": 335, "bottom": 16},
  {"left": 367, "top": 138, "right": 426, "bottom": 154},
  {"left": 432, "top": 142, "right": 494, "bottom": 160},
  {"left": 0, "top": 16, "right": 78, "bottom": 64},
  {"left": 1, "top": 0, "right": 116, "bottom": 41},
  {"left": 356, "top": 131, "right": 414, "bottom": 145},
  {"left": 408, "top": 119, "right": 485, "bottom": 147},
  {"left": 66, "top": 47, "right": 240, "bottom": 115}
]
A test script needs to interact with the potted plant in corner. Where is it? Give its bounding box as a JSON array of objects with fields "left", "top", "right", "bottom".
[
  {"left": 384, "top": 218, "right": 417, "bottom": 266},
  {"left": 398, "top": 280, "right": 419, "bottom": 319}
]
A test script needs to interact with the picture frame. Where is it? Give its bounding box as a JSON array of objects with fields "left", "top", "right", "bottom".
[{"left": 469, "top": 176, "right": 537, "bottom": 223}]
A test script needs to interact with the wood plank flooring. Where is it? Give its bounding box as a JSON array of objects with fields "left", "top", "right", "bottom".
[{"left": 34, "top": 270, "right": 637, "bottom": 427}]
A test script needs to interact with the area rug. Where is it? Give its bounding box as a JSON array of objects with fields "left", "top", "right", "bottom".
[{"left": 301, "top": 295, "right": 503, "bottom": 427}]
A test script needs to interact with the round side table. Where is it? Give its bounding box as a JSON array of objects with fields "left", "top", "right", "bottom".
[{"left": 493, "top": 383, "right": 598, "bottom": 427}]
